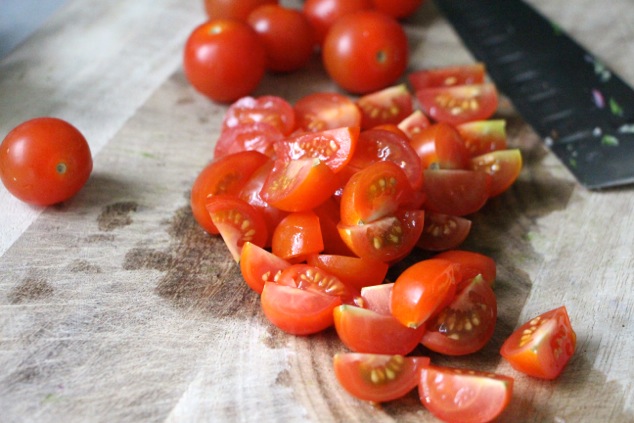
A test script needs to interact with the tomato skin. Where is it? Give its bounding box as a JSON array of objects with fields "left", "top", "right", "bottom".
[
  {"left": 223, "top": 95, "right": 296, "bottom": 136},
  {"left": 0, "top": 117, "right": 92, "bottom": 206},
  {"left": 416, "top": 212, "right": 472, "bottom": 252},
  {"left": 183, "top": 20, "right": 266, "bottom": 103},
  {"left": 419, "top": 365, "right": 514, "bottom": 423},
  {"left": 322, "top": 11, "right": 409, "bottom": 94},
  {"left": 240, "top": 241, "right": 291, "bottom": 294},
  {"left": 334, "top": 353, "right": 429, "bottom": 403},
  {"left": 455, "top": 119, "right": 507, "bottom": 157},
  {"left": 247, "top": 5, "right": 314, "bottom": 73},
  {"left": 410, "top": 122, "right": 470, "bottom": 170},
  {"left": 470, "top": 148, "right": 523, "bottom": 197},
  {"left": 435, "top": 249, "right": 496, "bottom": 287},
  {"left": 214, "top": 122, "right": 282, "bottom": 159},
  {"left": 302, "top": 0, "right": 373, "bottom": 46},
  {"left": 204, "top": 0, "right": 278, "bottom": 21},
  {"left": 271, "top": 211, "right": 324, "bottom": 263},
  {"left": 408, "top": 62, "right": 486, "bottom": 91},
  {"left": 306, "top": 254, "right": 388, "bottom": 291},
  {"left": 500, "top": 306, "right": 576, "bottom": 380},
  {"left": 423, "top": 169, "right": 491, "bottom": 216},
  {"left": 416, "top": 83, "right": 499, "bottom": 126},
  {"left": 294, "top": 92, "right": 362, "bottom": 132},
  {"left": 371, "top": 0, "right": 424, "bottom": 19}
]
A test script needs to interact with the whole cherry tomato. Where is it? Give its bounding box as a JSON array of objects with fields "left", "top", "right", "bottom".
[
  {"left": 371, "top": 0, "right": 425, "bottom": 19},
  {"left": 0, "top": 117, "right": 92, "bottom": 206},
  {"left": 204, "top": 0, "right": 278, "bottom": 21},
  {"left": 302, "top": 0, "right": 373, "bottom": 46}
]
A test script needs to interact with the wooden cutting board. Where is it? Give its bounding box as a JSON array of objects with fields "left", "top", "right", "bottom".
[{"left": 1, "top": 1, "right": 633, "bottom": 422}]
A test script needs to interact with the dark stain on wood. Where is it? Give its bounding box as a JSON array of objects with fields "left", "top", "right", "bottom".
[
  {"left": 67, "top": 259, "right": 102, "bottom": 274},
  {"left": 97, "top": 201, "right": 138, "bottom": 231},
  {"left": 7, "top": 277, "right": 54, "bottom": 304}
]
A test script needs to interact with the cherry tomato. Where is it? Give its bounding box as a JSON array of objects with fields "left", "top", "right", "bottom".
[
  {"left": 183, "top": 20, "right": 266, "bottom": 103},
  {"left": 435, "top": 249, "right": 496, "bottom": 287},
  {"left": 276, "top": 264, "right": 361, "bottom": 306},
  {"left": 423, "top": 169, "right": 491, "bottom": 216},
  {"left": 408, "top": 62, "right": 486, "bottom": 91},
  {"left": 204, "top": 0, "right": 278, "bottom": 21},
  {"left": 416, "top": 212, "right": 472, "bottom": 252},
  {"left": 322, "top": 11, "right": 409, "bottom": 94},
  {"left": 416, "top": 83, "right": 499, "bottom": 126},
  {"left": 240, "top": 241, "right": 291, "bottom": 294},
  {"left": 360, "top": 282, "right": 394, "bottom": 316},
  {"left": 293, "top": 92, "right": 362, "bottom": 132},
  {"left": 302, "top": 0, "right": 373, "bottom": 46},
  {"left": 271, "top": 211, "right": 324, "bottom": 263},
  {"left": 455, "top": 119, "right": 507, "bottom": 157},
  {"left": 313, "top": 197, "right": 356, "bottom": 256},
  {"left": 356, "top": 84, "right": 414, "bottom": 130},
  {"left": 371, "top": 0, "right": 425, "bottom": 19},
  {"left": 470, "top": 149, "right": 523, "bottom": 197},
  {"left": 306, "top": 254, "right": 388, "bottom": 292},
  {"left": 410, "top": 122, "right": 471, "bottom": 170},
  {"left": 213, "top": 122, "right": 282, "bottom": 159},
  {"left": 419, "top": 365, "right": 514, "bottom": 423},
  {"left": 500, "top": 306, "right": 576, "bottom": 380},
  {"left": 397, "top": 110, "right": 430, "bottom": 139},
  {"left": 0, "top": 117, "right": 92, "bottom": 206},
  {"left": 247, "top": 5, "right": 315, "bottom": 72},
  {"left": 222, "top": 95, "right": 296, "bottom": 136}
]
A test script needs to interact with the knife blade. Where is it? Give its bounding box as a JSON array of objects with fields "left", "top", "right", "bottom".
[{"left": 433, "top": 0, "right": 634, "bottom": 189}]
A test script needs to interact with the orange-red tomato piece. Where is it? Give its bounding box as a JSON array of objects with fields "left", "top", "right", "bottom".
[
  {"left": 435, "top": 249, "right": 496, "bottom": 287},
  {"left": 455, "top": 119, "right": 507, "bottom": 157},
  {"left": 240, "top": 241, "right": 291, "bottom": 294},
  {"left": 306, "top": 254, "right": 389, "bottom": 292},
  {"left": 423, "top": 169, "right": 491, "bottom": 216},
  {"left": 408, "top": 63, "right": 486, "bottom": 91},
  {"left": 416, "top": 212, "right": 472, "bottom": 252},
  {"left": 356, "top": 84, "right": 414, "bottom": 130},
  {"left": 410, "top": 122, "right": 470, "bottom": 170},
  {"left": 293, "top": 92, "right": 362, "bottom": 132},
  {"left": 276, "top": 263, "right": 361, "bottom": 306},
  {"left": 416, "top": 83, "right": 499, "bottom": 126},
  {"left": 470, "top": 149, "right": 523, "bottom": 197},
  {"left": 271, "top": 211, "right": 324, "bottom": 263}
]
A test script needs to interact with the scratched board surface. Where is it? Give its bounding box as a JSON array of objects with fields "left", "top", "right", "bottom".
[{"left": 1, "top": 1, "right": 633, "bottom": 422}]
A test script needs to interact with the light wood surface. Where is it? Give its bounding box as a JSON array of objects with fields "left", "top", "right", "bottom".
[{"left": 1, "top": 1, "right": 633, "bottom": 422}]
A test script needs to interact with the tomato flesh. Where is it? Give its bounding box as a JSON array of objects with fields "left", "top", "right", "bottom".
[
  {"left": 307, "top": 254, "right": 389, "bottom": 292},
  {"left": 356, "top": 84, "right": 414, "bottom": 130},
  {"left": 293, "top": 92, "right": 362, "bottom": 132},
  {"left": 455, "top": 119, "right": 507, "bottom": 157},
  {"left": 416, "top": 83, "right": 499, "bottom": 126},
  {"left": 470, "top": 149, "right": 523, "bottom": 197},
  {"left": 240, "top": 241, "right": 291, "bottom": 294},
  {"left": 416, "top": 212, "right": 472, "bottom": 252},
  {"left": 408, "top": 63, "right": 486, "bottom": 91},
  {"left": 276, "top": 264, "right": 361, "bottom": 306}
]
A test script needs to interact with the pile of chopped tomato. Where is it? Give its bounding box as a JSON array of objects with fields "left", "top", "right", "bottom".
[{"left": 191, "top": 63, "right": 575, "bottom": 423}]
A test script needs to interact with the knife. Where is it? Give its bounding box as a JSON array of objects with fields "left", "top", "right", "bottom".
[{"left": 433, "top": 0, "right": 634, "bottom": 189}]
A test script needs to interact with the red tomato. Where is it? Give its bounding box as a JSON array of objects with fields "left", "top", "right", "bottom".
[
  {"left": 470, "top": 149, "right": 523, "bottom": 197},
  {"left": 390, "top": 258, "right": 459, "bottom": 328},
  {"left": 206, "top": 195, "right": 269, "bottom": 261},
  {"left": 423, "top": 169, "right": 491, "bottom": 216},
  {"left": 455, "top": 119, "right": 507, "bottom": 157},
  {"left": 222, "top": 95, "right": 296, "bottom": 136},
  {"left": 183, "top": 20, "right": 266, "bottom": 103},
  {"left": 435, "top": 249, "right": 496, "bottom": 287},
  {"left": 322, "top": 11, "right": 409, "bottom": 94},
  {"left": 240, "top": 241, "right": 291, "bottom": 293},
  {"left": 360, "top": 282, "right": 393, "bottom": 316},
  {"left": 313, "top": 197, "right": 356, "bottom": 256},
  {"left": 276, "top": 264, "right": 361, "bottom": 306},
  {"left": 421, "top": 275, "right": 497, "bottom": 355},
  {"left": 410, "top": 122, "right": 471, "bottom": 170},
  {"left": 261, "top": 282, "right": 341, "bottom": 335},
  {"left": 500, "top": 306, "right": 576, "bottom": 380},
  {"left": 356, "top": 84, "right": 414, "bottom": 130},
  {"left": 247, "top": 5, "right": 315, "bottom": 72},
  {"left": 273, "top": 126, "right": 359, "bottom": 173},
  {"left": 293, "top": 92, "right": 362, "bottom": 132},
  {"left": 371, "top": 0, "right": 425, "bottom": 19},
  {"left": 416, "top": 212, "right": 472, "bottom": 252},
  {"left": 0, "top": 117, "right": 92, "bottom": 206},
  {"left": 260, "top": 158, "right": 339, "bottom": 212},
  {"left": 416, "top": 83, "right": 499, "bottom": 126},
  {"left": 204, "top": 0, "right": 278, "bottom": 21},
  {"left": 397, "top": 110, "right": 430, "bottom": 139},
  {"left": 302, "top": 0, "right": 373, "bottom": 46},
  {"left": 408, "top": 62, "right": 486, "bottom": 91},
  {"left": 191, "top": 150, "right": 269, "bottom": 235},
  {"left": 271, "top": 211, "right": 324, "bottom": 262},
  {"left": 306, "top": 254, "right": 389, "bottom": 291},
  {"left": 334, "top": 305, "right": 426, "bottom": 355},
  {"left": 213, "top": 122, "right": 282, "bottom": 159},
  {"left": 419, "top": 365, "right": 514, "bottom": 423}
]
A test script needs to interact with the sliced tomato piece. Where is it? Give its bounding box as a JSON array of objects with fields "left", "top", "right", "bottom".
[
  {"left": 276, "top": 264, "right": 361, "bottom": 306},
  {"left": 360, "top": 282, "right": 393, "bottom": 316},
  {"left": 470, "top": 149, "right": 523, "bottom": 197},
  {"left": 273, "top": 126, "right": 359, "bottom": 173},
  {"left": 421, "top": 275, "right": 497, "bottom": 356},
  {"left": 306, "top": 254, "right": 389, "bottom": 292},
  {"left": 206, "top": 195, "right": 269, "bottom": 261},
  {"left": 416, "top": 212, "right": 472, "bottom": 252},
  {"left": 271, "top": 211, "right": 324, "bottom": 263},
  {"left": 423, "top": 169, "right": 491, "bottom": 216},
  {"left": 500, "top": 306, "right": 576, "bottom": 380},
  {"left": 213, "top": 122, "right": 282, "bottom": 159},
  {"left": 260, "top": 282, "right": 341, "bottom": 335},
  {"left": 397, "top": 109, "right": 430, "bottom": 139},
  {"left": 419, "top": 365, "right": 514, "bottom": 423},
  {"left": 391, "top": 258, "right": 459, "bottom": 328},
  {"left": 260, "top": 158, "right": 339, "bottom": 212},
  {"left": 191, "top": 150, "right": 269, "bottom": 235},
  {"left": 356, "top": 84, "right": 414, "bottom": 130},
  {"left": 410, "top": 122, "right": 471, "bottom": 170},
  {"left": 293, "top": 92, "right": 362, "bottom": 132},
  {"left": 455, "top": 119, "right": 507, "bottom": 157},
  {"left": 408, "top": 62, "right": 486, "bottom": 91},
  {"left": 339, "top": 160, "right": 412, "bottom": 226},
  {"left": 435, "top": 249, "right": 496, "bottom": 287},
  {"left": 222, "top": 95, "right": 296, "bottom": 135},
  {"left": 338, "top": 209, "right": 425, "bottom": 263},
  {"left": 334, "top": 305, "right": 426, "bottom": 355},
  {"left": 334, "top": 353, "right": 430, "bottom": 403},
  {"left": 313, "top": 197, "right": 355, "bottom": 256},
  {"left": 240, "top": 241, "right": 291, "bottom": 294},
  {"left": 416, "top": 83, "right": 499, "bottom": 126}
]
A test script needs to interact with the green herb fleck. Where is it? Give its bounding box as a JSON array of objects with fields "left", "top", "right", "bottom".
[
  {"left": 601, "top": 135, "right": 619, "bottom": 147},
  {"left": 568, "top": 158, "right": 577, "bottom": 169},
  {"left": 609, "top": 98, "right": 624, "bottom": 116}
]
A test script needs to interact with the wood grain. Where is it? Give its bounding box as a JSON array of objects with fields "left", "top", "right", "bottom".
[{"left": 1, "top": 0, "right": 634, "bottom": 422}]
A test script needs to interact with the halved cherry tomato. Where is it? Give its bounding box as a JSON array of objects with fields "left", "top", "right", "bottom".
[
  {"left": 360, "top": 282, "right": 393, "bottom": 316},
  {"left": 410, "top": 122, "right": 470, "bottom": 169},
  {"left": 302, "top": 0, "right": 373, "bottom": 46},
  {"left": 421, "top": 275, "right": 497, "bottom": 355},
  {"left": 435, "top": 249, "right": 496, "bottom": 287},
  {"left": 416, "top": 83, "right": 499, "bottom": 126},
  {"left": 500, "top": 306, "right": 576, "bottom": 380},
  {"left": 391, "top": 258, "right": 459, "bottom": 328},
  {"left": 223, "top": 95, "right": 296, "bottom": 136},
  {"left": 408, "top": 62, "right": 486, "bottom": 91},
  {"left": 276, "top": 263, "right": 361, "bottom": 305},
  {"left": 293, "top": 92, "right": 362, "bottom": 132},
  {"left": 273, "top": 126, "right": 359, "bottom": 173},
  {"left": 214, "top": 122, "right": 282, "bottom": 159},
  {"left": 306, "top": 254, "right": 388, "bottom": 291},
  {"left": 206, "top": 194, "right": 269, "bottom": 261},
  {"left": 470, "top": 149, "right": 522, "bottom": 197},
  {"left": 334, "top": 353, "right": 430, "bottom": 403},
  {"left": 271, "top": 211, "right": 324, "bottom": 262},
  {"left": 356, "top": 84, "right": 413, "bottom": 130},
  {"left": 455, "top": 119, "right": 507, "bottom": 157},
  {"left": 419, "top": 365, "right": 514, "bottom": 423},
  {"left": 334, "top": 305, "right": 426, "bottom": 355},
  {"left": 240, "top": 241, "right": 291, "bottom": 293},
  {"left": 261, "top": 282, "right": 341, "bottom": 335},
  {"left": 423, "top": 169, "right": 491, "bottom": 216},
  {"left": 416, "top": 212, "right": 472, "bottom": 252},
  {"left": 397, "top": 109, "right": 430, "bottom": 139},
  {"left": 260, "top": 158, "right": 339, "bottom": 212}
]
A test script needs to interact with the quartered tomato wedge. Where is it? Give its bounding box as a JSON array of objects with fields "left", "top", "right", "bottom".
[
  {"left": 213, "top": 122, "right": 282, "bottom": 159},
  {"left": 206, "top": 194, "right": 269, "bottom": 261},
  {"left": 306, "top": 254, "right": 389, "bottom": 292},
  {"left": 273, "top": 126, "right": 359, "bottom": 173},
  {"left": 408, "top": 62, "right": 486, "bottom": 91},
  {"left": 416, "top": 83, "right": 499, "bottom": 126},
  {"left": 435, "top": 249, "right": 496, "bottom": 287},
  {"left": 356, "top": 84, "right": 414, "bottom": 130},
  {"left": 416, "top": 212, "right": 472, "bottom": 252},
  {"left": 410, "top": 122, "right": 471, "bottom": 170},
  {"left": 423, "top": 169, "right": 491, "bottom": 216},
  {"left": 293, "top": 92, "right": 362, "bottom": 132},
  {"left": 271, "top": 211, "right": 324, "bottom": 262},
  {"left": 397, "top": 109, "right": 431, "bottom": 139},
  {"left": 313, "top": 197, "right": 356, "bottom": 256},
  {"left": 276, "top": 263, "right": 362, "bottom": 306},
  {"left": 261, "top": 282, "right": 341, "bottom": 335},
  {"left": 240, "top": 241, "right": 291, "bottom": 294},
  {"left": 360, "top": 282, "right": 393, "bottom": 316},
  {"left": 223, "top": 95, "right": 296, "bottom": 135},
  {"left": 419, "top": 365, "right": 514, "bottom": 423},
  {"left": 455, "top": 119, "right": 507, "bottom": 157},
  {"left": 500, "top": 306, "right": 576, "bottom": 380},
  {"left": 334, "top": 353, "right": 430, "bottom": 403},
  {"left": 421, "top": 275, "right": 497, "bottom": 356},
  {"left": 470, "top": 149, "right": 523, "bottom": 197}
]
